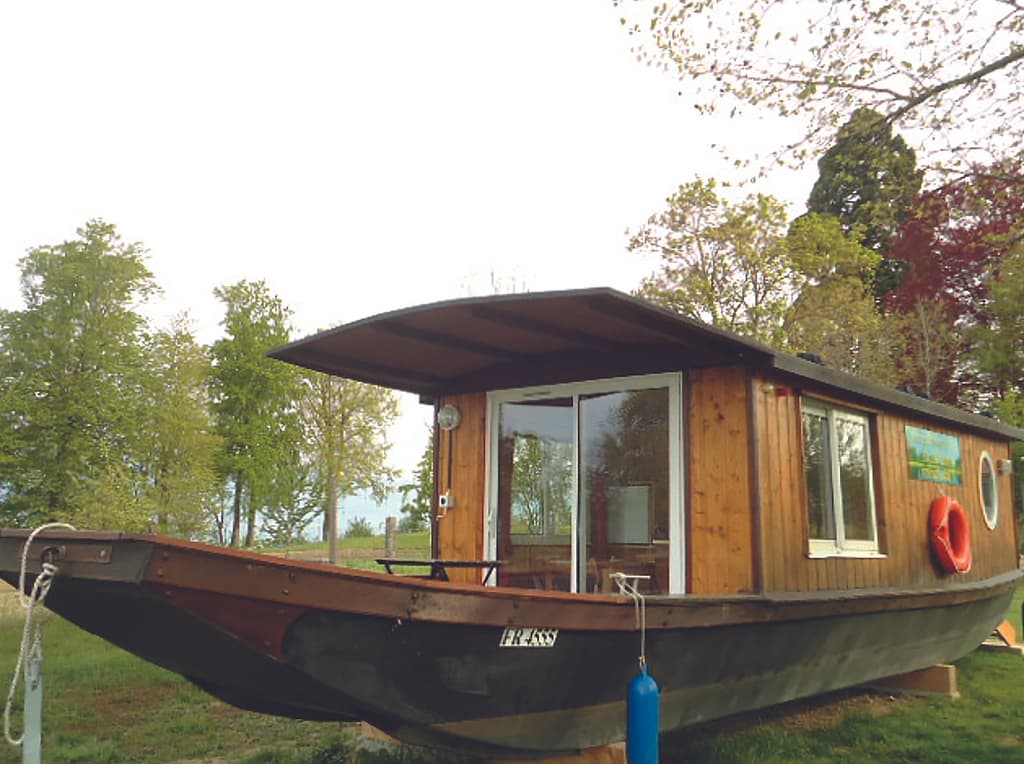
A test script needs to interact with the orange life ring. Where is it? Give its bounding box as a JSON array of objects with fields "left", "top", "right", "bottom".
[{"left": 928, "top": 496, "right": 972, "bottom": 574}]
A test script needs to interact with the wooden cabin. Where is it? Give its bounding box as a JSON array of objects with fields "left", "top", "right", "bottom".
[{"left": 270, "top": 288, "right": 1021, "bottom": 597}]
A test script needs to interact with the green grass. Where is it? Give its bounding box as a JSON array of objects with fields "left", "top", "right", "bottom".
[
  {"left": 0, "top": 561, "right": 1020, "bottom": 762},
  {"left": 0, "top": 614, "right": 358, "bottom": 763},
  {"left": 260, "top": 532, "right": 432, "bottom": 573},
  {"left": 265, "top": 531, "right": 431, "bottom": 556}
]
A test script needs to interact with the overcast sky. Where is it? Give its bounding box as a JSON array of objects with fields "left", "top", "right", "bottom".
[{"left": 0, "top": 2, "right": 815, "bottom": 478}]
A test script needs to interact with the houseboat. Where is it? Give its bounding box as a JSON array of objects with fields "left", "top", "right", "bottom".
[{"left": 2, "top": 288, "right": 1021, "bottom": 757}]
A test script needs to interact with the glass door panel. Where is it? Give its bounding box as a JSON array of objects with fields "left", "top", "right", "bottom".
[
  {"left": 495, "top": 398, "right": 573, "bottom": 590},
  {"left": 580, "top": 388, "right": 669, "bottom": 593}
]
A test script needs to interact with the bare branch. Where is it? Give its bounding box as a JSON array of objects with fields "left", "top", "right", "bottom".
[{"left": 887, "top": 45, "right": 1024, "bottom": 122}]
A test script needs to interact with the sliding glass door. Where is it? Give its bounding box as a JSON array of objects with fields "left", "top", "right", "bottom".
[{"left": 489, "top": 374, "right": 682, "bottom": 594}]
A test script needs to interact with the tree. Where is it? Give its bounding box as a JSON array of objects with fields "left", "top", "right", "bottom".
[
  {"left": 137, "top": 317, "right": 222, "bottom": 538},
  {"left": 893, "top": 299, "right": 965, "bottom": 403},
  {"left": 0, "top": 220, "right": 156, "bottom": 528},
  {"left": 992, "top": 388, "right": 1024, "bottom": 531},
  {"left": 630, "top": 178, "right": 793, "bottom": 345},
  {"left": 883, "top": 164, "right": 1024, "bottom": 402},
  {"left": 344, "top": 516, "right": 376, "bottom": 538},
  {"left": 886, "top": 168, "right": 1024, "bottom": 321},
  {"left": 258, "top": 452, "right": 323, "bottom": 546},
  {"left": 784, "top": 213, "right": 899, "bottom": 383},
  {"left": 618, "top": 0, "right": 1024, "bottom": 177},
  {"left": 972, "top": 247, "right": 1024, "bottom": 401},
  {"left": 300, "top": 371, "right": 399, "bottom": 564},
  {"left": 210, "top": 280, "right": 300, "bottom": 547},
  {"left": 805, "top": 108, "right": 923, "bottom": 294},
  {"left": 399, "top": 428, "right": 435, "bottom": 533}
]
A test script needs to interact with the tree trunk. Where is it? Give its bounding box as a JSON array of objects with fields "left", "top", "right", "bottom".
[
  {"left": 230, "top": 475, "right": 243, "bottom": 547},
  {"left": 327, "top": 473, "right": 339, "bottom": 564},
  {"left": 244, "top": 494, "right": 257, "bottom": 547}
]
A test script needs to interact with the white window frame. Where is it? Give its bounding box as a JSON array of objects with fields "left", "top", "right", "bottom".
[
  {"left": 979, "top": 451, "right": 999, "bottom": 530},
  {"left": 802, "top": 399, "right": 882, "bottom": 558},
  {"left": 485, "top": 373, "right": 685, "bottom": 594}
]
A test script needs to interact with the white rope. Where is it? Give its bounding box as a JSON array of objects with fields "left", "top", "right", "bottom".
[
  {"left": 611, "top": 572, "right": 650, "bottom": 669},
  {"left": 4, "top": 523, "right": 75, "bottom": 748}
]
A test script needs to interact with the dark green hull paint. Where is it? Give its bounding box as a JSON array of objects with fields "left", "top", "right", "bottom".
[
  {"left": 283, "top": 586, "right": 1015, "bottom": 754},
  {"left": 0, "top": 532, "right": 1017, "bottom": 757}
]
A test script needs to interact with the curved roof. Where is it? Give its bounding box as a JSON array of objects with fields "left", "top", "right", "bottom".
[{"left": 268, "top": 287, "right": 1024, "bottom": 441}]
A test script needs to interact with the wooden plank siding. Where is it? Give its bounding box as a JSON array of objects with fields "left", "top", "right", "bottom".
[
  {"left": 686, "top": 368, "right": 756, "bottom": 595},
  {"left": 755, "top": 374, "right": 1018, "bottom": 593},
  {"left": 435, "top": 392, "right": 488, "bottom": 583}
]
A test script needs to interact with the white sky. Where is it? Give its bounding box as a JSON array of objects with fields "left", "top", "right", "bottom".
[{"left": 0, "top": 2, "right": 815, "bottom": 479}]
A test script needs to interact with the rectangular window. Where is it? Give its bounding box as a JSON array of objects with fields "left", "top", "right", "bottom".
[{"left": 801, "top": 399, "right": 879, "bottom": 556}]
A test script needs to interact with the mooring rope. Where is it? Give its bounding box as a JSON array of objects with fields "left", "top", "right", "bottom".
[
  {"left": 611, "top": 572, "right": 649, "bottom": 669},
  {"left": 4, "top": 523, "right": 75, "bottom": 747}
]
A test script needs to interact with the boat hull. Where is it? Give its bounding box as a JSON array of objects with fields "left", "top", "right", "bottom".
[{"left": 0, "top": 531, "right": 1017, "bottom": 757}]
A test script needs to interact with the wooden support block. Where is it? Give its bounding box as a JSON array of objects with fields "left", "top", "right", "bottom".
[
  {"left": 994, "top": 619, "right": 1017, "bottom": 646},
  {"left": 358, "top": 721, "right": 395, "bottom": 744},
  {"left": 979, "top": 619, "right": 1024, "bottom": 654},
  {"left": 865, "top": 663, "right": 958, "bottom": 698}
]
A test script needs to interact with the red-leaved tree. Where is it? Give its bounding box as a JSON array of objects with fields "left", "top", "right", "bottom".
[{"left": 884, "top": 164, "right": 1024, "bottom": 404}]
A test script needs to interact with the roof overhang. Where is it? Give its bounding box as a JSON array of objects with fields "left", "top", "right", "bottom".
[
  {"left": 269, "top": 288, "right": 775, "bottom": 397},
  {"left": 268, "top": 287, "right": 1024, "bottom": 442}
]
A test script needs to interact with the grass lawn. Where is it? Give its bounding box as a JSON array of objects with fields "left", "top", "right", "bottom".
[
  {"left": 265, "top": 531, "right": 431, "bottom": 572},
  {"left": 0, "top": 538, "right": 1021, "bottom": 763}
]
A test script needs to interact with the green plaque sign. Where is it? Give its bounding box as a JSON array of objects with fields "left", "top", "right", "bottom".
[{"left": 905, "top": 425, "right": 962, "bottom": 485}]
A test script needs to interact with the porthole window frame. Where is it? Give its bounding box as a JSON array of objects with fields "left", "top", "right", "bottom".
[{"left": 978, "top": 451, "right": 999, "bottom": 530}]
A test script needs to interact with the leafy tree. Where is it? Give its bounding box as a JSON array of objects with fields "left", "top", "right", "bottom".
[
  {"left": 300, "top": 371, "right": 399, "bottom": 563},
  {"left": 137, "top": 317, "right": 223, "bottom": 538},
  {"left": 883, "top": 164, "right": 1024, "bottom": 402},
  {"left": 618, "top": 0, "right": 1024, "bottom": 176},
  {"left": 399, "top": 428, "right": 434, "bottom": 533},
  {"left": 259, "top": 453, "right": 323, "bottom": 546},
  {"left": 784, "top": 213, "right": 898, "bottom": 383},
  {"left": 0, "top": 220, "right": 156, "bottom": 527},
  {"left": 992, "top": 389, "right": 1024, "bottom": 529},
  {"left": 886, "top": 168, "right": 1024, "bottom": 321},
  {"left": 344, "top": 516, "right": 376, "bottom": 538},
  {"left": 889, "top": 298, "right": 964, "bottom": 403},
  {"left": 972, "top": 247, "right": 1024, "bottom": 401},
  {"left": 210, "top": 280, "right": 300, "bottom": 547},
  {"left": 805, "top": 108, "right": 923, "bottom": 294},
  {"left": 630, "top": 178, "right": 793, "bottom": 345}
]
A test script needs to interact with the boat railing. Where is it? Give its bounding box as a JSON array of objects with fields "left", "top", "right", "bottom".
[{"left": 375, "top": 558, "right": 503, "bottom": 584}]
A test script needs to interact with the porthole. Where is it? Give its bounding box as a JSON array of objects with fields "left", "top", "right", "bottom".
[{"left": 979, "top": 452, "right": 998, "bottom": 530}]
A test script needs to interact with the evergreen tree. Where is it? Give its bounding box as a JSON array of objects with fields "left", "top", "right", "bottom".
[{"left": 806, "top": 108, "right": 923, "bottom": 294}]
